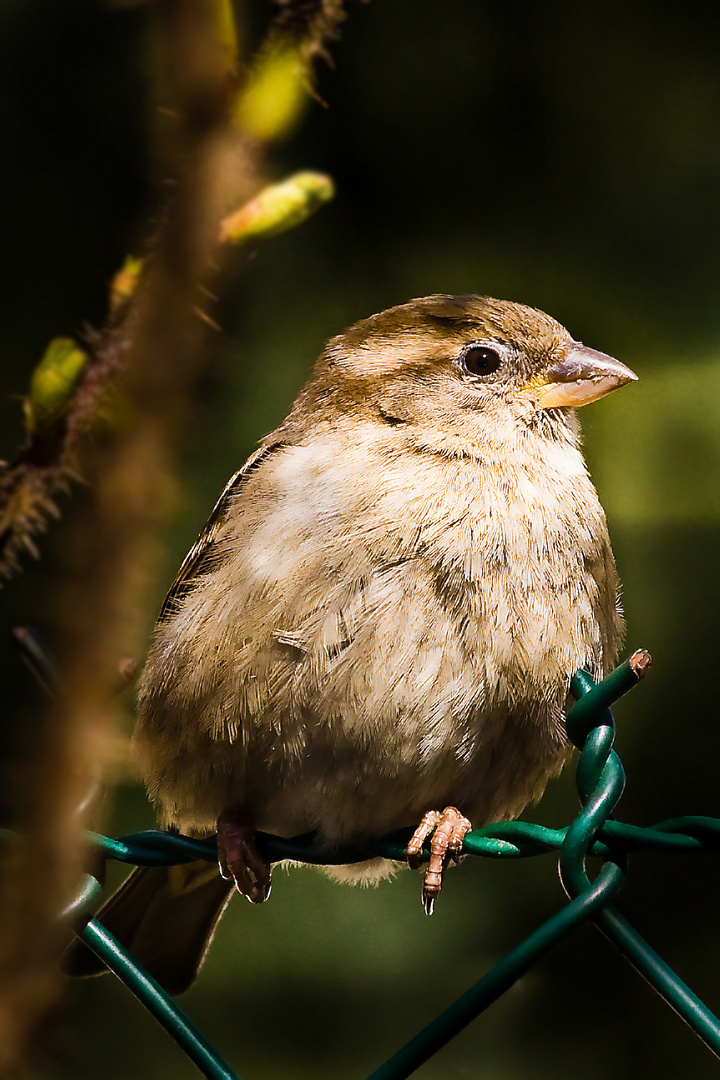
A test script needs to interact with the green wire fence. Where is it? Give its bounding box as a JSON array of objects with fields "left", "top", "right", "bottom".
[{"left": 62, "top": 652, "right": 720, "bottom": 1079}]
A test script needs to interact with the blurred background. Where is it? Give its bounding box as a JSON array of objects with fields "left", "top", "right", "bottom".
[{"left": 2, "top": 1, "right": 720, "bottom": 1077}]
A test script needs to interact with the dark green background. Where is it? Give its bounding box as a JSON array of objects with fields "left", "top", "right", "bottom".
[{"left": 2, "top": 2, "right": 720, "bottom": 1078}]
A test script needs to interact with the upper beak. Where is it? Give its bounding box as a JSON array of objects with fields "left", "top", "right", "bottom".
[{"left": 535, "top": 343, "right": 638, "bottom": 409}]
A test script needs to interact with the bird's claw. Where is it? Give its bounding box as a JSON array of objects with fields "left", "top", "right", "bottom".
[
  {"left": 406, "top": 806, "right": 472, "bottom": 915},
  {"left": 217, "top": 809, "right": 272, "bottom": 903}
]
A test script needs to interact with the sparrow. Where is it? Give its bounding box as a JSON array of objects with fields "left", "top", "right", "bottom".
[{"left": 65, "top": 294, "right": 636, "bottom": 994}]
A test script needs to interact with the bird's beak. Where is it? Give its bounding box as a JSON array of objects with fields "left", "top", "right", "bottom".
[{"left": 535, "top": 343, "right": 638, "bottom": 409}]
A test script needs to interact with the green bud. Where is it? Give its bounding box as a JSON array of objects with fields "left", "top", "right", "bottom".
[
  {"left": 27, "top": 338, "right": 88, "bottom": 436},
  {"left": 108, "top": 255, "right": 143, "bottom": 316},
  {"left": 220, "top": 171, "right": 335, "bottom": 246},
  {"left": 212, "top": 0, "right": 239, "bottom": 76},
  {"left": 233, "top": 43, "right": 310, "bottom": 142}
]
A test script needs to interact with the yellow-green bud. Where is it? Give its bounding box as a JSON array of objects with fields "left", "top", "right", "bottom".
[
  {"left": 233, "top": 43, "right": 310, "bottom": 142},
  {"left": 220, "top": 171, "right": 335, "bottom": 245},
  {"left": 212, "top": 0, "right": 239, "bottom": 76},
  {"left": 109, "top": 255, "right": 143, "bottom": 316},
  {"left": 26, "top": 338, "right": 88, "bottom": 437}
]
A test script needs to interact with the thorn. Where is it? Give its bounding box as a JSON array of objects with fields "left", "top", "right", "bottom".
[
  {"left": 197, "top": 283, "right": 219, "bottom": 302},
  {"left": 112, "top": 657, "right": 138, "bottom": 696},
  {"left": 22, "top": 536, "right": 40, "bottom": 559},
  {"left": 11, "top": 626, "right": 58, "bottom": 695},
  {"left": 192, "top": 306, "right": 222, "bottom": 333}
]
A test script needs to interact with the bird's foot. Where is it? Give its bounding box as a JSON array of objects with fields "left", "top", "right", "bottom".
[
  {"left": 216, "top": 810, "right": 272, "bottom": 903},
  {"left": 406, "top": 806, "right": 472, "bottom": 915}
]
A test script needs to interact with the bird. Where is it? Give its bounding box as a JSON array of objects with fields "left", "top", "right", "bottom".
[{"left": 65, "top": 294, "right": 636, "bottom": 994}]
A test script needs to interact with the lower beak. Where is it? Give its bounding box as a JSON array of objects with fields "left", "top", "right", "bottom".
[{"left": 535, "top": 343, "right": 638, "bottom": 409}]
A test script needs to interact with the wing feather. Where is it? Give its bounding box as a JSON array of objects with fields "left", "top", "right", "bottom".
[{"left": 157, "top": 441, "right": 284, "bottom": 623}]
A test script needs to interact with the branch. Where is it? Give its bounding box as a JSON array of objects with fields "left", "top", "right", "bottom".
[{"left": 0, "top": 0, "right": 346, "bottom": 1070}]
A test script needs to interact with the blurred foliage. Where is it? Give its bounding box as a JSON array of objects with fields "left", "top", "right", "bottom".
[
  {"left": 233, "top": 39, "right": 311, "bottom": 139},
  {"left": 2, "top": 1, "right": 720, "bottom": 1079},
  {"left": 25, "top": 339, "right": 88, "bottom": 438}
]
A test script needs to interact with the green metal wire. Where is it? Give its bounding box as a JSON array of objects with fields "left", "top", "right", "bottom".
[
  {"left": 57, "top": 655, "right": 720, "bottom": 1079},
  {"left": 366, "top": 861, "right": 627, "bottom": 1080},
  {"left": 561, "top": 664, "right": 720, "bottom": 1057},
  {"left": 81, "top": 918, "right": 243, "bottom": 1080}
]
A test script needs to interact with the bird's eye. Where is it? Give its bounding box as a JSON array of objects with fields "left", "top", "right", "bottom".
[{"left": 461, "top": 345, "right": 502, "bottom": 377}]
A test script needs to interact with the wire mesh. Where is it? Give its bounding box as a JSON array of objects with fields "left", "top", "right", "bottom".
[{"left": 61, "top": 654, "right": 720, "bottom": 1079}]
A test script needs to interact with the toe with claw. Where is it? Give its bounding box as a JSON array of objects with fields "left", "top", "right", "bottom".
[
  {"left": 216, "top": 809, "right": 272, "bottom": 903},
  {"left": 406, "top": 806, "right": 472, "bottom": 914}
]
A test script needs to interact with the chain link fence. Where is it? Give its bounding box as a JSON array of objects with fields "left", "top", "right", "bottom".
[{"left": 58, "top": 654, "right": 720, "bottom": 1079}]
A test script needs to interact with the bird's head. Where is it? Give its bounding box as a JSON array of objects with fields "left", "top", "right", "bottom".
[{"left": 299, "top": 295, "right": 637, "bottom": 456}]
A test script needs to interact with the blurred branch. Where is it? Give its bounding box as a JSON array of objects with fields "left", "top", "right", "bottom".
[
  {"left": 0, "top": 0, "right": 347, "bottom": 1072},
  {"left": 109, "top": 172, "right": 335, "bottom": 320},
  {"left": 0, "top": 328, "right": 125, "bottom": 586},
  {"left": 0, "top": 10, "right": 342, "bottom": 587},
  {"left": 270, "top": 0, "right": 349, "bottom": 64}
]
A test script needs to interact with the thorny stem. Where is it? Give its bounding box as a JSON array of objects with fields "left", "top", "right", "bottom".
[{"left": 0, "top": 1, "right": 350, "bottom": 1071}]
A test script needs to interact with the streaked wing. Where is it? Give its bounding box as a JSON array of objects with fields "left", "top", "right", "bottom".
[{"left": 157, "top": 441, "right": 284, "bottom": 623}]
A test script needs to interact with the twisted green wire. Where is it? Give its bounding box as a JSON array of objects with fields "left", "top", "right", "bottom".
[
  {"left": 560, "top": 668, "right": 720, "bottom": 1057},
  {"left": 61, "top": 657, "right": 720, "bottom": 1080}
]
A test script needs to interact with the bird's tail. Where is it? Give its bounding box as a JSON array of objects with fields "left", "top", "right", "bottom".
[{"left": 63, "top": 861, "right": 234, "bottom": 996}]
